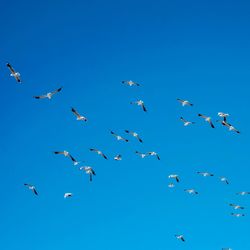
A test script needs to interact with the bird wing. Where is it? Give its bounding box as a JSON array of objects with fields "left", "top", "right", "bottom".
[
  {"left": 34, "top": 94, "right": 47, "bottom": 99},
  {"left": 142, "top": 103, "right": 147, "bottom": 112},
  {"left": 71, "top": 107, "right": 81, "bottom": 117},
  {"left": 51, "top": 87, "right": 62, "bottom": 96},
  {"left": 6, "top": 63, "right": 16, "bottom": 74}
]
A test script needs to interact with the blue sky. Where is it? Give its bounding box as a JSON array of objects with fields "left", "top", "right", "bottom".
[{"left": 1, "top": 0, "right": 250, "bottom": 249}]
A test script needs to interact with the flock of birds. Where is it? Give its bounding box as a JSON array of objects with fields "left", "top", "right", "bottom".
[{"left": 6, "top": 63, "right": 248, "bottom": 250}]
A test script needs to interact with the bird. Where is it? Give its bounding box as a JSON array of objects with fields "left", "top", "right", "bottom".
[
  {"left": 71, "top": 107, "right": 87, "bottom": 122},
  {"left": 80, "top": 166, "right": 96, "bottom": 182},
  {"left": 114, "top": 154, "right": 122, "bottom": 161},
  {"left": 175, "top": 234, "right": 185, "bottom": 242},
  {"left": 218, "top": 119, "right": 240, "bottom": 134},
  {"left": 122, "top": 80, "right": 140, "bottom": 86},
  {"left": 222, "top": 248, "right": 232, "bottom": 250},
  {"left": 54, "top": 151, "right": 80, "bottom": 165},
  {"left": 90, "top": 148, "right": 108, "bottom": 159},
  {"left": 6, "top": 62, "right": 21, "bottom": 83},
  {"left": 180, "top": 117, "right": 195, "bottom": 126},
  {"left": 135, "top": 151, "right": 148, "bottom": 159},
  {"left": 197, "top": 172, "right": 214, "bottom": 177},
  {"left": 220, "top": 177, "right": 229, "bottom": 184},
  {"left": 147, "top": 151, "right": 160, "bottom": 160},
  {"left": 218, "top": 112, "right": 230, "bottom": 118},
  {"left": 64, "top": 193, "right": 73, "bottom": 198},
  {"left": 110, "top": 131, "right": 129, "bottom": 142},
  {"left": 236, "top": 191, "right": 250, "bottom": 196},
  {"left": 231, "top": 213, "right": 245, "bottom": 217},
  {"left": 125, "top": 130, "right": 143, "bottom": 143},
  {"left": 168, "top": 174, "right": 180, "bottom": 183},
  {"left": 168, "top": 183, "right": 175, "bottom": 188},
  {"left": 184, "top": 189, "right": 198, "bottom": 195},
  {"left": 198, "top": 114, "right": 215, "bottom": 128},
  {"left": 130, "top": 100, "right": 147, "bottom": 112},
  {"left": 177, "top": 98, "right": 193, "bottom": 107},
  {"left": 34, "top": 87, "right": 62, "bottom": 99},
  {"left": 229, "top": 204, "right": 245, "bottom": 210},
  {"left": 24, "top": 184, "right": 38, "bottom": 195}
]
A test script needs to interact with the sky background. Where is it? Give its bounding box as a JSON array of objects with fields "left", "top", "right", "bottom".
[{"left": 1, "top": 0, "right": 250, "bottom": 249}]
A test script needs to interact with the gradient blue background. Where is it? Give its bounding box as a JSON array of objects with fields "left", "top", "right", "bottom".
[{"left": 1, "top": 0, "right": 250, "bottom": 249}]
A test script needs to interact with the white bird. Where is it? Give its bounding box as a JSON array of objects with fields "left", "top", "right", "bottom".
[
  {"left": 147, "top": 151, "right": 160, "bottom": 160},
  {"left": 180, "top": 117, "right": 195, "bottom": 126},
  {"left": 135, "top": 151, "right": 148, "bottom": 159},
  {"left": 111, "top": 131, "right": 129, "bottom": 142},
  {"left": 229, "top": 204, "right": 244, "bottom": 210},
  {"left": 6, "top": 62, "right": 21, "bottom": 83},
  {"left": 122, "top": 80, "right": 140, "bottom": 86},
  {"left": 177, "top": 98, "right": 193, "bottom": 107},
  {"left": 130, "top": 100, "right": 147, "bottom": 112},
  {"left": 222, "top": 248, "right": 232, "bottom": 250},
  {"left": 114, "top": 154, "right": 122, "bottom": 161},
  {"left": 54, "top": 151, "right": 80, "bottom": 165},
  {"left": 90, "top": 148, "right": 108, "bottom": 160},
  {"left": 218, "top": 119, "right": 240, "bottom": 134},
  {"left": 125, "top": 130, "right": 143, "bottom": 143},
  {"left": 220, "top": 177, "right": 229, "bottom": 184},
  {"left": 175, "top": 234, "right": 185, "bottom": 242},
  {"left": 184, "top": 189, "right": 198, "bottom": 195},
  {"left": 198, "top": 114, "right": 215, "bottom": 128},
  {"left": 24, "top": 183, "right": 38, "bottom": 195},
  {"left": 168, "top": 174, "right": 180, "bottom": 183},
  {"left": 80, "top": 166, "right": 96, "bottom": 182},
  {"left": 197, "top": 172, "right": 214, "bottom": 177},
  {"left": 231, "top": 213, "right": 245, "bottom": 217},
  {"left": 71, "top": 107, "right": 87, "bottom": 122},
  {"left": 64, "top": 193, "right": 73, "bottom": 198},
  {"left": 236, "top": 191, "right": 250, "bottom": 196},
  {"left": 218, "top": 112, "right": 230, "bottom": 118},
  {"left": 34, "top": 87, "right": 62, "bottom": 99},
  {"left": 168, "top": 183, "right": 175, "bottom": 188}
]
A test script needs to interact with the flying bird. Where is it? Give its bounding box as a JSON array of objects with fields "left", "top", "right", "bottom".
[
  {"left": 184, "top": 189, "right": 198, "bottom": 195},
  {"left": 54, "top": 151, "right": 79, "bottom": 165},
  {"left": 64, "top": 193, "right": 73, "bottom": 198},
  {"left": 114, "top": 154, "right": 122, "bottom": 161},
  {"left": 24, "top": 183, "right": 38, "bottom": 195},
  {"left": 218, "top": 119, "right": 240, "bottom": 134},
  {"left": 168, "top": 174, "right": 180, "bottom": 183},
  {"left": 6, "top": 62, "right": 21, "bottom": 83},
  {"left": 135, "top": 151, "right": 148, "bottom": 159},
  {"left": 198, "top": 114, "right": 215, "bottom": 128},
  {"left": 130, "top": 100, "right": 147, "bottom": 112},
  {"left": 147, "top": 151, "right": 160, "bottom": 160},
  {"left": 197, "top": 172, "right": 214, "bottom": 177},
  {"left": 218, "top": 112, "right": 230, "bottom": 118},
  {"left": 125, "top": 130, "right": 143, "bottom": 143},
  {"left": 236, "top": 191, "right": 250, "bottom": 196},
  {"left": 90, "top": 148, "right": 108, "bottom": 160},
  {"left": 80, "top": 166, "right": 96, "bottom": 182},
  {"left": 110, "top": 131, "right": 128, "bottom": 142},
  {"left": 177, "top": 98, "right": 193, "bottom": 107},
  {"left": 229, "top": 204, "right": 245, "bottom": 210},
  {"left": 34, "top": 87, "right": 62, "bottom": 99},
  {"left": 168, "top": 183, "right": 175, "bottom": 188},
  {"left": 71, "top": 107, "right": 87, "bottom": 122},
  {"left": 180, "top": 117, "right": 195, "bottom": 126},
  {"left": 175, "top": 234, "right": 185, "bottom": 242},
  {"left": 122, "top": 80, "right": 140, "bottom": 86},
  {"left": 231, "top": 213, "right": 245, "bottom": 217},
  {"left": 220, "top": 177, "right": 229, "bottom": 184}
]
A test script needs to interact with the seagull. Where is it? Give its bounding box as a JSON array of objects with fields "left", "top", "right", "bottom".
[
  {"left": 229, "top": 204, "right": 245, "bottom": 210},
  {"left": 168, "top": 174, "right": 180, "bottom": 183},
  {"left": 218, "top": 119, "right": 240, "bottom": 134},
  {"left": 111, "top": 131, "right": 129, "bottom": 142},
  {"left": 80, "top": 166, "right": 96, "bottom": 182},
  {"left": 135, "top": 151, "right": 148, "bottom": 159},
  {"left": 24, "top": 184, "right": 38, "bottom": 195},
  {"left": 71, "top": 107, "right": 87, "bottom": 122},
  {"left": 197, "top": 172, "right": 214, "bottom": 177},
  {"left": 177, "top": 98, "right": 193, "bottom": 107},
  {"left": 54, "top": 151, "right": 80, "bottom": 165},
  {"left": 220, "top": 177, "right": 229, "bottom": 184},
  {"left": 130, "top": 100, "right": 147, "bottom": 112},
  {"left": 147, "top": 151, "right": 160, "bottom": 160},
  {"left": 90, "top": 148, "right": 108, "bottom": 160},
  {"left": 180, "top": 117, "right": 195, "bottom": 126},
  {"left": 184, "top": 189, "right": 198, "bottom": 195},
  {"left": 198, "top": 114, "right": 215, "bottom": 128},
  {"left": 222, "top": 248, "right": 232, "bottom": 250},
  {"left": 125, "top": 130, "right": 143, "bottom": 143},
  {"left": 64, "top": 193, "right": 73, "bottom": 198},
  {"left": 114, "top": 154, "right": 122, "bottom": 161},
  {"left": 168, "top": 183, "right": 175, "bottom": 188},
  {"left": 175, "top": 234, "right": 185, "bottom": 242},
  {"left": 34, "top": 87, "right": 62, "bottom": 99},
  {"left": 231, "top": 213, "right": 245, "bottom": 217},
  {"left": 236, "top": 191, "right": 250, "bottom": 196},
  {"left": 218, "top": 112, "right": 230, "bottom": 118},
  {"left": 6, "top": 62, "right": 21, "bottom": 83},
  {"left": 122, "top": 80, "right": 140, "bottom": 86}
]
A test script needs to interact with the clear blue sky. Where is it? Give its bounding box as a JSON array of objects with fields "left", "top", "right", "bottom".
[{"left": 1, "top": 0, "right": 250, "bottom": 249}]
